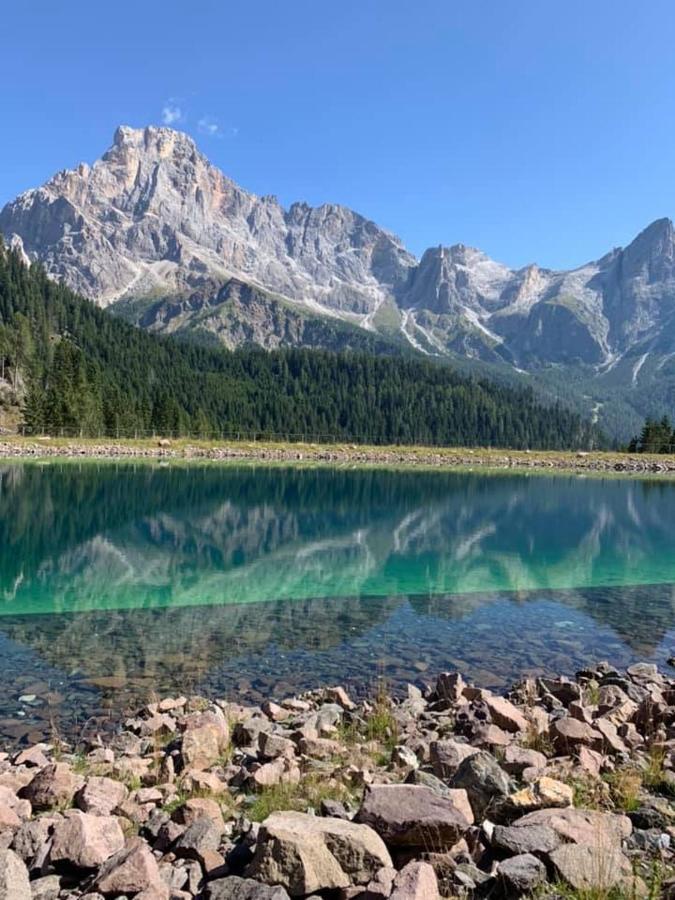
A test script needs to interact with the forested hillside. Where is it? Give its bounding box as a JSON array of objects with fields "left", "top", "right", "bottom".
[{"left": 0, "top": 242, "right": 603, "bottom": 449}]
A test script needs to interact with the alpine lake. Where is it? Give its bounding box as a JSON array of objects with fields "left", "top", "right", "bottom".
[{"left": 1, "top": 460, "right": 675, "bottom": 746}]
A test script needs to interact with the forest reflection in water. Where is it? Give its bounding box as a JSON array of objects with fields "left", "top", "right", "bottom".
[{"left": 1, "top": 462, "right": 674, "bottom": 744}]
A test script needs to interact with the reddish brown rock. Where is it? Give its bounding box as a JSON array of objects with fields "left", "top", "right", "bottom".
[
  {"left": 181, "top": 711, "right": 230, "bottom": 771},
  {"left": 20, "top": 764, "right": 83, "bottom": 812},
  {"left": 0, "top": 848, "right": 31, "bottom": 900},
  {"left": 95, "top": 838, "right": 163, "bottom": 895},
  {"left": 76, "top": 777, "right": 128, "bottom": 816},
  {"left": 502, "top": 745, "right": 547, "bottom": 775},
  {"left": 483, "top": 694, "right": 528, "bottom": 733},
  {"left": 390, "top": 860, "right": 440, "bottom": 899},
  {"left": 356, "top": 784, "right": 470, "bottom": 850},
  {"left": 551, "top": 718, "right": 603, "bottom": 753},
  {"left": 429, "top": 739, "right": 477, "bottom": 780},
  {"left": 51, "top": 811, "right": 125, "bottom": 869}
]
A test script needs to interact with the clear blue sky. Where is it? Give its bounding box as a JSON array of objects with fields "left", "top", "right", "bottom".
[{"left": 2, "top": 0, "right": 675, "bottom": 270}]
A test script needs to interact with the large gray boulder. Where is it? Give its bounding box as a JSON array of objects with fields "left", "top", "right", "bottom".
[
  {"left": 550, "top": 844, "right": 631, "bottom": 890},
  {"left": 247, "top": 811, "right": 392, "bottom": 896},
  {"left": 355, "top": 784, "right": 470, "bottom": 850},
  {"left": 450, "top": 751, "right": 513, "bottom": 820},
  {"left": 497, "top": 853, "right": 547, "bottom": 892},
  {"left": 511, "top": 807, "right": 632, "bottom": 849}
]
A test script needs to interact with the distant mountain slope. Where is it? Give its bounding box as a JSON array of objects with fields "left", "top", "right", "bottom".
[
  {"left": 0, "top": 242, "right": 601, "bottom": 448},
  {"left": 1, "top": 125, "right": 674, "bottom": 436}
]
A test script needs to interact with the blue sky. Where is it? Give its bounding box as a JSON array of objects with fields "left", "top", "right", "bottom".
[{"left": 2, "top": 0, "right": 675, "bottom": 269}]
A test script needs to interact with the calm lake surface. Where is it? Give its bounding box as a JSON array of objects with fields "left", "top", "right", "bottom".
[{"left": 1, "top": 461, "right": 675, "bottom": 745}]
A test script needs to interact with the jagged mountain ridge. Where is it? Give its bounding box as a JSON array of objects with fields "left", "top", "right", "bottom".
[{"left": 2, "top": 125, "right": 675, "bottom": 434}]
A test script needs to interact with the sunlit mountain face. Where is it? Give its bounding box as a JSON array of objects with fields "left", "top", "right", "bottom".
[{"left": 1, "top": 462, "right": 675, "bottom": 744}]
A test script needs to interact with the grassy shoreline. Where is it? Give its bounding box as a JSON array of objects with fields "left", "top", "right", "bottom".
[{"left": 2, "top": 434, "right": 675, "bottom": 475}]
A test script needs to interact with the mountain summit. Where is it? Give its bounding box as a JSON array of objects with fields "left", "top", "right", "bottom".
[
  {"left": 2, "top": 126, "right": 675, "bottom": 432},
  {"left": 0, "top": 125, "right": 414, "bottom": 319}
]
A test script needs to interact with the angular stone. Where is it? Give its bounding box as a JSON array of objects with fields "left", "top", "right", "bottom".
[
  {"left": 261, "top": 701, "right": 291, "bottom": 722},
  {"left": 507, "top": 776, "right": 574, "bottom": 812},
  {"left": 251, "top": 758, "right": 299, "bottom": 788},
  {"left": 0, "top": 805, "right": 20, "bottom": 833},
  {"left": 594, "top": 718, "right": 628, "bottom": 754},
  {"left": 10, "top": 817, "right": 56, "bottom": 869},
  {"left": 135, "top": 882, "right": 170, "bottom": 900},
  {"left": 180, "top": 769, "right": 227, "bottom": 796},
  {"left": 259, "top": 732, "right": 296, "bottom": 760},
  {"left": 356, "top": 784, "right": 469, "bottom": 850},
  {"left": 498, "top": 853, "right": 546, "bottom": 892},
  {"left": 182, "top": 711, "right": 230, "bottom": 771},
  {"left": 76, "top": 777, "right": 128, "bottom": 816},
  {"left": 474, "top": 724, "right": 511, "bottom": 748},
  {"left": 492, "top": 822, "right": 562, "bottom": 855},
  {"left": 234, "top": 718, "right": 272, "bottom": 747},
  {"left": 95, "top": 838, "right": 162, "bottom": 895},
  {"left": 512, "top": 807, "right": 632, "bottom": 849},
  {"left": 174, "top": 817, "right": 223, "bottom": 861},
  {"left": 391, "top": 745, "right": 419, "bottom": 769},
  {"left": 20, "top": 763, "right": 83, "bottom": 812},
  {"left": 247, "top": 811, "right": 392, "bottom": 896},
  {"left": 175, "top": 797, "right": 225, "bottom": 830},
  {"left": 206, "top": 876, "right": 291, "bottom": 899},
  {"left": 406, "top": 770, "right": 455, "bottom": 798},
  {"left": 0, "top": 848, "right": 31, "bottom": 900},
  {"left": 450, "top": 751, "right": 513, "bottom": 820},
  {"left": 298, "top": 737, "right": 344, "bottom": 759},
  {"left": 325, "top": 687, "right": 355, "bottom": 711},
  {"left": 483, "top": 694, "right": 528, "bottom": 733},
  {"left": 14, "top": 746, "right": 49, "bottom": 768},
  {"left": 390, "top": 860, "right": 440, "bottom": 899},
  {"left": 502, "top": 745, "right": 547, "bottom": 775},
  {"left": 429, "top": 739, "right": 477, "bottom": 780},
  {"left": 550, "top": 843, "right": 631, "bottom": 889},
  {"left": 360, "top": 866, "right": 397, "bottom": 899},
  {"left": 627, "top": 663, "right": 659, "bottom": 681},
  {"left": 577, "top": 746, "right": 604, "bottom": 777},
  {"left": 434, "top": 673, "right": 466, "bottom": 703},
  {"left": 551, "top": 717, "right": 603, "bottom": 752},
  {"left": 27, "top": 874, "right": 60, "bottom": 900},
  {"left": 51, "top": 811, "right": 125, "bottom": 868}
]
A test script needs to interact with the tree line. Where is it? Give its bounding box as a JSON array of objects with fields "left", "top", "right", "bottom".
[
  {"left": 0, "top": 239, "right": 603, "bottom": 449},
  {"left": 627, "top": 417, "right": 675, "bottom": 454}
]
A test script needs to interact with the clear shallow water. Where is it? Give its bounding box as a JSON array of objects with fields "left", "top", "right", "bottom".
[{"left": 1, "top": 462, "right": 675, "bottom": 744}]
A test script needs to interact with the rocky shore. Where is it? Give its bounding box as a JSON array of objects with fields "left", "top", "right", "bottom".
[
  {"left": 2, "top": 438, "right": 675, "bottom": 474},
  {"left": 1, "top": 663, "right": 675, "bottom": 898}
]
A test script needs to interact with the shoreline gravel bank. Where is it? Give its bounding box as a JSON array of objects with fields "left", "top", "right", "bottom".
[
  {"left": 2, "top": 438, "right": 675, "bottom": 474},
  {"left": 1, "top": 662, "right": 675, "bottom": 897}
]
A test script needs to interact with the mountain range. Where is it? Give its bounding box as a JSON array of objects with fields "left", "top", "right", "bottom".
[{"left": 2, "top": 125, "right": 675, "bottom": 437}]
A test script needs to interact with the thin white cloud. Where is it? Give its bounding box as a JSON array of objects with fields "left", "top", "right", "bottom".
[
  {"left": 161, "top": 101, "right": 183, "bottom": 125},
  {"left": 198, "top": 116, "right": 223, "bottom": 137}
]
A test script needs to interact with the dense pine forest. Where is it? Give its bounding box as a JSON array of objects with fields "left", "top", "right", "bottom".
[
  {"left": 628, "top": 417, "right": 675, "bottom": 453},
  {"left": 0, "top": 241, "right": 602, "bottom": 449}
]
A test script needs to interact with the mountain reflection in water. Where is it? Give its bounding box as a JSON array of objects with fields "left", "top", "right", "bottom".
[{"left": 1, "top": 462, "right": 675, "bottom": 744}]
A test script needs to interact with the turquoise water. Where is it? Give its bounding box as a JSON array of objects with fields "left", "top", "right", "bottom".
[{"left": 1, "top": 461, "right": 675, "bottom": 743}]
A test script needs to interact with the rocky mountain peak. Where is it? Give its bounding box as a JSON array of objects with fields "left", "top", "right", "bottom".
[
  {"left": 623, "top": 217, "right": 675, "bottom": 271},
  {"left": 0, "top": 126, "right": 414, "bottom": 312},
  {"left": 3, "top": 128, "right": 675, "bottom": 424}
]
